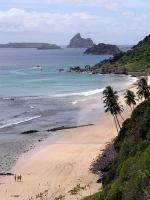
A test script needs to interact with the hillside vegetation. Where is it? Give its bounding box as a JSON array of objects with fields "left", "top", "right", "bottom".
[
  {"left": 84, "top": 98, "right": 150, "bottom": 200},
  {"left": 100, "top": 34, "right": 150, "bottom": 73}
]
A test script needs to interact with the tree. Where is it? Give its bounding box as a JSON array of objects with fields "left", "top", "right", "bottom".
[
  {"left": 137, "top": 77, "right": 150, "bottom": 100},
  {"left": 124, "top": 90, "right": 136, "bottom": 111},
  {"left": 103, "top": 86, "right": 123, "bottom": 133}
]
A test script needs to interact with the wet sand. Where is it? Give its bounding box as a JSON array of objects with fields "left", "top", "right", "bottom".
[{"left": 0, "top": 77, "right": 149, "bottom": 200}]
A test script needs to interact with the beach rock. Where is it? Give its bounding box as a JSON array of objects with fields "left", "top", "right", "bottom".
[
  {"left": 59, "top": 69, "right": 65, "bottom": 72},
  {"left": 47, "top": 124, "right": 94, "bottom": 132},
  {"left": 67, "top": 33, "right": 94, "bottom": 48},
  {"left": 21, "top": 130, "right": 39, "bottom": 134},
  {"left": 84, "top": 43, "right": 122, "bottom": 55},
  {"left": 0, "top": 172, "right": 14, "bottom": 176},
  {"left": 90, "top": 143, "right": 116, "bottom": 184},
  {"left": 69, "top": 66, "right": 84, "bottom": 73}
]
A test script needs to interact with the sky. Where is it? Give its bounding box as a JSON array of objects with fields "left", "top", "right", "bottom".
[{"left": 0, "top": 0, "right": 150, "bottom": 45}]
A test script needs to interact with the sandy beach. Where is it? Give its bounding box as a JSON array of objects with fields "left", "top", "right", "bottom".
[{"left": 0, "top": 77, "right": 149, "bottom": 200}]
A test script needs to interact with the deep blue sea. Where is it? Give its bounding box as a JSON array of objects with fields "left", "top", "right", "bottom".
[{"left": 0, "top": 47, "right": 136, "bottom": 172}]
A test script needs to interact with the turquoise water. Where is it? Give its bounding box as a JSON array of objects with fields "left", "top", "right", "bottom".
[
  {"left": 0, "top": 48, "right": 134, "bottom": 97},
  {"left": 0, "top": 48, "right": 110, "bottom": 97},
  {"left": 0, "top": 47, "right": 135, "bottom": 129},
  {"left": 0, "top": 47, "right": 136, "bottom": 172}
]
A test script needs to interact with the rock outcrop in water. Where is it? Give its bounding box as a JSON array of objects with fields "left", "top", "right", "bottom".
[
  {"left": 67, "top": 33, "right": 94, "bottom": 48},
  {"left": 84, "top": 43, "right": 122, "bottom": 55},
  {"left": 69, "top": 34, "right": 150, "bottom": 76}
]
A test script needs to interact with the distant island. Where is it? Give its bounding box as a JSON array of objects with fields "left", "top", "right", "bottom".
[
  {"left": 0, "top": 43, "right": 61, "bottom": 50},
  {"left": 37, "top": 44, "right": 61, "bottom": 50},
  {"left": 67, "top": 33, "right": 94, "bottom": 48},
  {"left": 84, "top": 43, "right": 122, "bottom": 55}
]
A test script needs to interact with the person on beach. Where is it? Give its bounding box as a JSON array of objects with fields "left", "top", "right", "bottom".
[
  {"left": 14, "top": 174, "right": 16, "bottom": 182},
  {"left": 17, "top": 175, "right": 20, "bottom": 182},
  {"left": 20, "top": 175, "right": 22, "bottom": 182}
]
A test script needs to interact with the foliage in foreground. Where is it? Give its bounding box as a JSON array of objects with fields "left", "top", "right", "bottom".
[{"left": 84, "top": 98, "right": 150, "bottom": 200}]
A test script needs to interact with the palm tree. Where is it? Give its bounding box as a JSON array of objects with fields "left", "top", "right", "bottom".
[
  {"left": 103, "top": 86, "right": 123, "bottom": 133},
  {"left": 124, "top": 90, "right": 136, "bottom": 111},
  {"left": 137, "top": 77, "right": 150, "bottom": 100}
]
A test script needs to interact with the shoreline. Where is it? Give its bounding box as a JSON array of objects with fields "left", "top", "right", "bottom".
[
  {"left": 0, "top": 74, "right": 136, "bottom": 174},
  {"left": 0, "top": 76, "right": 142, "bottom": 200}
]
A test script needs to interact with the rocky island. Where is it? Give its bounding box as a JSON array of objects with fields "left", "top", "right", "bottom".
[
  {"left": 84, "top": 43, "right": 122, "bottom": 55},
  {"left": 37, "top": 44, "right": 61, "bottom": 50},
  {"left": 69, "top": 34, "right": 150, "bottom": 76},
  {"left": 0, "top": 42, "right": 61, "bottom": 50},
  {"left": 67, "top": 33, "right": 94, "bottom": 48}
]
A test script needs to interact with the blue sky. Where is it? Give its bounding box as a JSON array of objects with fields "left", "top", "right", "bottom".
[{"left": 0, "top": 0, "right": 150, "bottom": 45}]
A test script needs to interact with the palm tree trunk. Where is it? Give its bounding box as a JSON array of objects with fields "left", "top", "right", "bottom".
[
  {"left": 115, "top": 114, "right": 121, "bottom": 130},
  {"left": 119, "top": 113, "right": 124, "bottom": 121},
  {"left": 113, "top": 114, "right": 119, "bottom": 133}
]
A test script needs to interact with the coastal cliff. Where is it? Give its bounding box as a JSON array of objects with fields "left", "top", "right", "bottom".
[
  {"left": 67, "top": 33, "right": 94, "bottom": 48},
  {"left": 84, "top": 43, "right": 122, "bottom": 55},
  {"left": 69, "top": 34, "right": 150, "bottom": 76}
]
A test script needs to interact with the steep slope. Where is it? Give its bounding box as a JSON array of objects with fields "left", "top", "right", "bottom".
[
  {"left": 99, "top": 34, "right": 150, "bottom": 73},
  {"left": 84, "top": 99, "right": 150, "bottom": 200}
]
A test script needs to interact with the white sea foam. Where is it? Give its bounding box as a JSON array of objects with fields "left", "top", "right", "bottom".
[
  {"left": 29, "top": 105, "right": 35, "bottom": 109},
  {"left": 128, "top": 76, "right": 138, "bottom": 83},
  {"left": 72, "top": 100, "right": 78, "bottom": 105},
  {"left": 0, "top": 115, "right": 41, "bottom": 129},
  {"left": 52, "top": 88, "right": 104, "bottom": 98}
]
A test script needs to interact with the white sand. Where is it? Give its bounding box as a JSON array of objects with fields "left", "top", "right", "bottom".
[{"left": 0, "top": 76, "right": 149, "bottom": 200}]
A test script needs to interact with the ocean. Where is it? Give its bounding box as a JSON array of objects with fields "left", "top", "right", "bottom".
[{"left": 0, "top": 47, "right": 136, "bottom": 172}]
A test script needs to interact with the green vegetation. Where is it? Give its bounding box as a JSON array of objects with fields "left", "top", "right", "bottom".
[
  {"left": 124, "top": 90, "right": 136, "bottom": 111},
  {"left": 101, "top": 34, "right": 150, "bottom": 72},
  {"left": 83, "top": 77, "right": 150, "bottom": 200},
  {"left": 137, "top": 77, "right": 150, "bottom": 100},
  {"left": 103, "top": 86, "right": 123, "bottom": 133}
]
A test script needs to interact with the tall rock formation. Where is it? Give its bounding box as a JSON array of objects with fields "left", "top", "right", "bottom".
[{"left": 67, "top": 33, "right": 94, "bottom": 48}]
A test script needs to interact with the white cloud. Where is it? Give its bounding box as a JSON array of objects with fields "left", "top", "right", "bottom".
[
  {"left": 0, "top": 8, "right": 149, "bottom": 44},
  {"left": 0, "top": 8, "right": 101, "bottom": 33},
  {"left": 1, "top": 0, "right": 150, "bottom": 10}
]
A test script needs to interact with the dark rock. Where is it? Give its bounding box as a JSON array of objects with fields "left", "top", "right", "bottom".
[
  {"left": 0, "top": 172, "right": 14, "bottom": 176},
  {"left": 124, "top": 175, "right": 129, "bottom": 181},
  {"left": 84, "top": 43, "right": 122, "bottom": 55},
  {"left": 21, "top": 130, "right": 39, "bottom": 134},
  {"left": 47, "top": 124, "right": 93, "bottom": 132},
  {"left": 59, "top": 69, "right": 65, "bottom": 72},
  {"left": 68, "top": 57, "right": 150, "bottom": 76},
  {"left": 97, "top": 178, "right": 102, "bottom": 183},
  {"left": 69, "top": 66, "right": 84, "bottom": 73},
  {"left": 67, "top": 33, "right": 94, "bottom": 48},
  {"left": 90, "top": 143, "right": 116, "bottom": 185}
]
